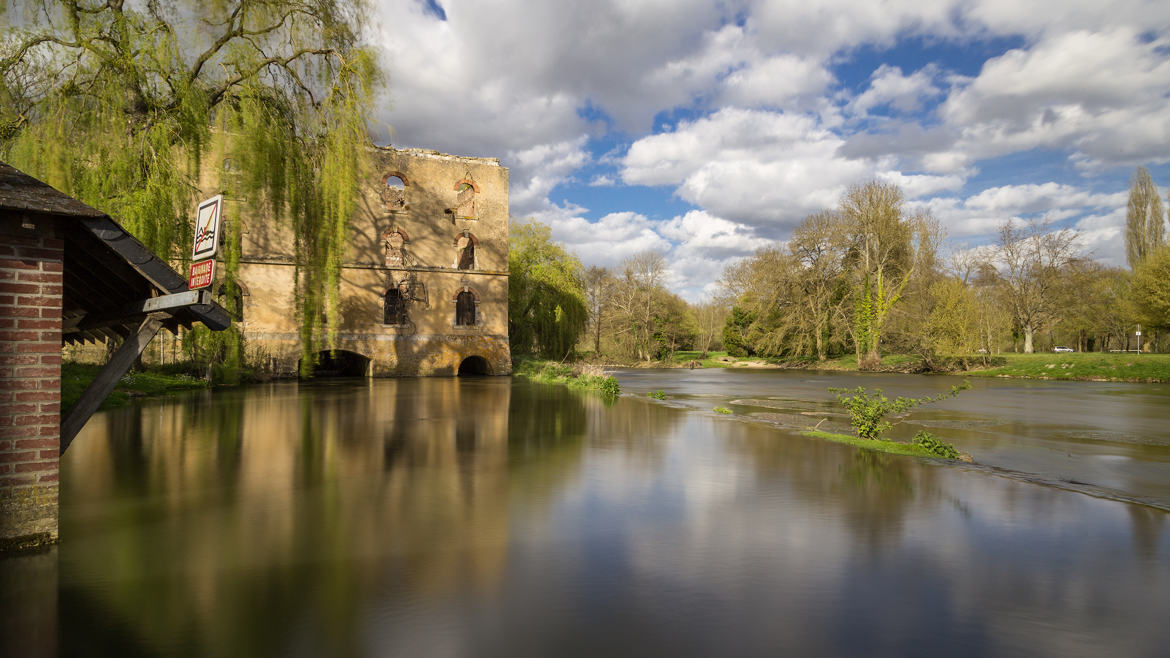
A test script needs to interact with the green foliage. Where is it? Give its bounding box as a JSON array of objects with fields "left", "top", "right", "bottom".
[
  {"left": 911, "top": 431, "right": 961, "bottom": 459},
  {"left": 830, "top": 380, "right": 970, "bottom": 440},
  {"left": 648, "top": 390, "right": 666, "bottom": 400},
  {"left": 721, "top": 306, "right": 757, "bottom": 357},
  {"left": 713, "top": 406, "right": 732, "bottom": 414},
  {"left": 1, "top": 1, "right": 381, "bottom": 377},
  {"left": 1126, "top": 167, "right": 1166, "bottom": 270},
  {"left": 514, "top": 358, "right": 621, "bottom": 399},
  {"left": 509, "top": 222, "right": 589, "bottom": 359},
  {"left": 599, "top": 376, "right": 622, "bottom": 399},
  {"left": 1131, "top": 246, "right": 1170, "bottom": 329},
  {"left": 801, "top": 430, "right": 952, "bottom": 459}
]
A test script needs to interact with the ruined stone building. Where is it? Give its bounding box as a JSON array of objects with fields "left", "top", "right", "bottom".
[{"left": 223, "top": 147, "right": 510, "bottom": 377}]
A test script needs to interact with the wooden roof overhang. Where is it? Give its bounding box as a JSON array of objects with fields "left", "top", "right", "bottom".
[
  {"left": 1, "top": 161, "right": 231, "bottom": 454},
  {"left": 0, "top": 161, "right": 231, "bottom": 342}
]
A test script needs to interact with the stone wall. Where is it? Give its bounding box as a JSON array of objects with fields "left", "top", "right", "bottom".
[
  {"left": 0, "top": 218, "right": 62, "bottom": 550},
  {"left": 217, "top": 146, "right": 511, "bottom": 376}
]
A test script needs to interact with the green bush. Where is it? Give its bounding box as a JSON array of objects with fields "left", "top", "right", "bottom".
[
  {"left": 648, "top": 390, "right": 666, "bottom": 400},
  {"left": 599, "top": 376, "right": 621, "bottom": 398},
  {"left": 830, "top": 380, "right": 970, "bottom": 441},
  {"left": 912, "top": 431, "right": 961, "bottom": 459},
  {"left": 713, "top": 406, "right": 732, "bottom": 414}
]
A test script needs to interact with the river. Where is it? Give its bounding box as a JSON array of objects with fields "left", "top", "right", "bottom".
[{"left": 2, "top": 370, "right": 1169, "bottom": 656}]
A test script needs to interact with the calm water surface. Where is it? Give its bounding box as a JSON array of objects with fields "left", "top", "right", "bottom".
[{"left": 3, "top": 370, "right": 1169, "bottom": 656}]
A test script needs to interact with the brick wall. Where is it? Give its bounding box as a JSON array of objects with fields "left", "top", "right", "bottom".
[{"left": 0, "top": 218, "right": 62, "bottom": 551}]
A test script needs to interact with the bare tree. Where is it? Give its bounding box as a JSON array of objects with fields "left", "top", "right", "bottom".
[
  {"left": 993, "top": 218, "right": 1081, "bottom": 353},
  {"left": 583, "top": 265, "right": 612, "bottom": 357},
  {"left": 1126, "top": 166, "right": 1166, "bottom": 269},
  {"left": 692, "top": 299, "right": 728, "bottom": 358},
  {"left": 789, "top": 211, "right": 848, "bottom": 361},
  {"left": 611, "top": 251, "right": 668, "bottom": 361}
]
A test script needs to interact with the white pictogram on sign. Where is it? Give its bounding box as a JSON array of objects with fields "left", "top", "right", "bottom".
[{"left": 192, "top": 195, "right": 223, "bottom": 260}]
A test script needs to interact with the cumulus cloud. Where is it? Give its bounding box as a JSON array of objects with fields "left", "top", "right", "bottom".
[
  {"left": 367, "top": 0, "right": 1167, "bottom": 285},
  {"left": 621, "top": 108, "right": 872, "bottom": 230},
  {"left": 849, "top": 64, "right": 941, "bottom": 116},
  {"left": 942, "top": 28, "right": 1170, "bottom": 167}
]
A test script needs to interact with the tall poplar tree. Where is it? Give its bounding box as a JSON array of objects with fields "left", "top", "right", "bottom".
[
  {"left": 0, "top": 0, "right": 382, "bottom": 375},
  {"left": 1125, "top": 166, "right": 1166, "bottom": 269}
]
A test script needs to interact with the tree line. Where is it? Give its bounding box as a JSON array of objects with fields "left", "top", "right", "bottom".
[{"left": 510, "top": 170, "right": 1170, "bottom": 366}]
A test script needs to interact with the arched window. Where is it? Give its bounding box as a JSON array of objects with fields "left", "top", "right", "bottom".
[
  {"left": 454, "top": 179, "right": 478, "bottom": 220},
  {"left": 384, "top": 284, "right": 409, "bottom": 325},
  {"left": 382, "top": 227, "right": 410, "bottom": 267},
  {"left": 454, "top": 231, "right": 477, "bottom": 270},
  {"left": 455, "top": 290, "right": 477, "bottom": 326},
  {"left": 381, "top": 173, "right": 408, "bottom": 211}
]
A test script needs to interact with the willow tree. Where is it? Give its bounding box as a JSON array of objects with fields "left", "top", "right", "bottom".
[
  {"left": 0, "top": 0, "right": 381, "bottom": 377},
  {"left": 508, "top": 221, "right": 588, "bottom": 359},
  {"left": 1126, "top": 167, "right": 1166, "bottom": 270}
]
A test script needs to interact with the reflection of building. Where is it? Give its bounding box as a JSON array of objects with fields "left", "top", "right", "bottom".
[{"left": 224, "top": 147, "right": 510, "bottom": 376}]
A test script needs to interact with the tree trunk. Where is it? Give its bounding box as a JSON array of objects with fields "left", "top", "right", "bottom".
[{"left": 1023, "top": 325, "right": 1035, "bottom": 353}]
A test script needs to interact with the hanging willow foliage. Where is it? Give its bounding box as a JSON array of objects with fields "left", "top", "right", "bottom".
[{"left": 1, "top": 0, "right": 382, "bottom": 379}]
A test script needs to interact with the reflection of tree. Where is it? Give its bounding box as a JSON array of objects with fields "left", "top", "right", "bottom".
[
  {"left": 727, "top": 426, "right": 940, "bottom": 550},
  {"left": 506, "top": 380, "right": 589, "bottom": 506},
  {"left": 57, "top": 378, "right": 531, "bottom": 656},
  {"left": 1127, "top": 505, "right": 1165, "bottom": 560}
]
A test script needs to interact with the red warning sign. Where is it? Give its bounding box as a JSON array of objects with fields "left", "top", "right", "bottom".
[{"left": 189, "top": 259, "right": 215, "bottom": 290}]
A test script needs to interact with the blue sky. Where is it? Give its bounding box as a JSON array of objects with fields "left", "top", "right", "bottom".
[{"left": 371, "top": 0, "right": 1170, "bottom": 300}]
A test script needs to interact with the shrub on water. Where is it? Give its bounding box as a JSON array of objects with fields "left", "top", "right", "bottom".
[
  {"left": 829, "top": 380, "right": 970, "bottom": 441},
  {"left": 599, "top": 376, "right": 621, "bottom": 399},
  {"left": 714, "top": 406, "right": 732, "bottom": 414},
  {"left": 912, "top": 431, "right": 961, "bottom": 459},
  {"left": 648, "top": 390, "right": 666, "bottom": 400}
]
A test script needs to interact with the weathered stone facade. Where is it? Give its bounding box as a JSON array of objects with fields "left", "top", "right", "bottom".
[{"left": 225, "top": 147, "right": 510, "bottom": 376}]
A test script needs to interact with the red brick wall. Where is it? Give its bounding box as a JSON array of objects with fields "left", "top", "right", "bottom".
[{"left": 0, "top": 219, "right": 62, "bottom": 550}]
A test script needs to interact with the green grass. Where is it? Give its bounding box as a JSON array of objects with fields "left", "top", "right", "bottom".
[
  {"left": 62, "top": 362, "right": 209, "bottom": 415},
  {"left": 800, "top": 430, "right": 948, "bottom": 459},
  {"left": 963, "top": 352, "right": 1170, "bottom": 382},
  {"left": 513, "top": 358, "right": 621, "bottom": 395},
  {"left": 670, "top": 349, "right": 1170, "bottom": 382}
]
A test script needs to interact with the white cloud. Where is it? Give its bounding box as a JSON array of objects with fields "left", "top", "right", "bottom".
[
  {"left": 505, "top": 137, "right": 590, "bottom": 215},
  {"left": 621, "top": 108, "right": 872, "bottom": 229},
  {"left": 849, "top": 64, "right": 941, "bottom": 116},
  {"left": 942, "top": 28, "right": 1170, "bottom": 166},
  {"left": 721, "top": 54, "right": 835, "bottom": 110},
  {"left": 589, "top": 175, "right": 616, "bottom": 187},
  {"left": 545, "top": 211, "right": 673, "bottom": 269}
]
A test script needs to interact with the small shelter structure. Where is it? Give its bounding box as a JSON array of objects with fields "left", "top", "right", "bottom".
[{"left": 0, "top": 161, "right": 230, "bottom": 551}]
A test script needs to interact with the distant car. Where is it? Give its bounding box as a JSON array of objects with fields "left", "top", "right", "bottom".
[{"left": 1053, "top": 346, "right": 1074, "bottom": 353}]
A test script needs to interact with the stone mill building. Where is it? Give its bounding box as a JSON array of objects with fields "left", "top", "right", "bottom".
[{"left": 221, "top": 147, "right": 511, "bottom": 377}]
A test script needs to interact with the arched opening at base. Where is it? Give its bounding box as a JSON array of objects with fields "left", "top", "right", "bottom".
[
  {"left": 457, "top": 355, "right": 490, "bottom": 376},
  {"left": 301, "top": 350, "right": 370, "bottom": 378}
]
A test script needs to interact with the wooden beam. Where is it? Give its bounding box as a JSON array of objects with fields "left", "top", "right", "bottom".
[{"left": 60, "top": 314, "right": 165, "bottom": 455}]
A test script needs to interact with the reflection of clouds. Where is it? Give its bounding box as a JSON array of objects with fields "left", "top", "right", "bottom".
[{"left": 59, "top": 375, "right": 1170, "bottom": 656}]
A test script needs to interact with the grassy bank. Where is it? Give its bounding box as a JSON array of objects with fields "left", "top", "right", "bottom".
[
  {"left": 62, "top": 362, "right": 209, "bottom": 414},
  {"left": 800, "top": 430, "right": 962, "bottom": 460},
  {"left": 962, "top": 352, "right": 1170, "bottom": 382},
  {"left": 665, "top": 350, "right": 1170, "bottom": 383},
  {"left": 513, "top": 359, "right": 621, "bottom": 396}
]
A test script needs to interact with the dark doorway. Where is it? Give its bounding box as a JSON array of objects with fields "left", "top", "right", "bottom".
[
  {"left": 302, "top": 350, "right": 370, "bottom": 378},
  {"left": 457, "top": 355, "right": 489, "bottom": 376}
]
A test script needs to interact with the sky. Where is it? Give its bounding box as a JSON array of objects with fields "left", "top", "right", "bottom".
[{"left": 368, "top": 0, "right": 1170, "bottom": 301}]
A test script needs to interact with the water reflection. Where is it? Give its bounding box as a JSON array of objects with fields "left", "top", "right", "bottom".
[{"left": 0, "top": 375, "right": 1161, "bottom": 656}]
